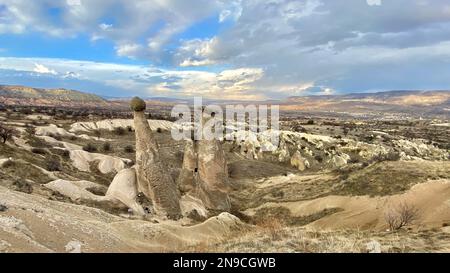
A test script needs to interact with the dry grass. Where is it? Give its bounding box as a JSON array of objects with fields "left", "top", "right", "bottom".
[{"left": 184, "top": 224, "right": 450, "bottom": 253}]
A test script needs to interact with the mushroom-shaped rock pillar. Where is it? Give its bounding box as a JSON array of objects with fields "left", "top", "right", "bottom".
[
  {"left": 131, "top": 97, "right": 181, "bottom": 219},
  {"left": 178, "top": 109, "right": 231, "bottom": 212}
]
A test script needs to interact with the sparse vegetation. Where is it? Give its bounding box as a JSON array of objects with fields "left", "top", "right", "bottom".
[
  {"left": 46, "top": 157, "right": 62, "bottom": 172},
  {"left": 31, "top": 148, "right": 47, "bottom": 155},
  {"left": 102, "top": 142, "right": 112, "bottom": 152},
  {"left": 124, "top": 145, "right": 134, "bottom": 153},
  {"left": 114, "top": 127, "right": 126, "bottom": 136},
  {"left": 385, "top": 202, "right": 420, "bottom": 231},
  {"left": 0, "top": 123, "right": 15, "bottom": 143},
  {"left": 93, "top": 129, "right": 102, "bottom": 139},
  {"left": 83, "top": 143, "right": 98, "bottom": 152},
  {"left": 13, "top": 180, "right": 33, "bottom": 194}
]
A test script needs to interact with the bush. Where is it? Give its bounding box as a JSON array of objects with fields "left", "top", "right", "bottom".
[
  {"left": 46, "top": 158, "right": 62, "bottom": 172},
  {"left": 93, "top": 130, "right": 102, "bottom": 139},
  {"left": 315, "top": 155, "right": 323, "bottom": 163},
  {"left": 0, "top": 123, "right": 15, "bottom": 144},
  {"left": 31, "top": 148, "right": 47, "bottom": 155},
  {"left": 52, "top": 149, "right": 70, "bottom": 158},
  {"left": 307, "top": 119, "right": 314, "bottom": 125},
  {"left": 48, "top": 133, "right": 62, "bottom": 141},
  {"left": 114, "top": 127, "right": 126, "bottom": 136},
  {"left": 127, "top": 126, "right": 133, "bottom": 132},
  {"left": 102, "top": 142, "right": 112, "bottom": 152},
  {"left": 83, "top": 143, "right": 98, "bottom": 152},
  {"left": 1, "top": 160, "right": 14, "bottom": 168},
  {"left": 13, "top": 180, "right": 33, "bottom": 194},
  {"left": 156, "top": 127, "right": 163, "bottom": 133},
  {"left": 124, "top": 145, "right": 134, "bottom": 153},
  {"left": 385, "top": 202, "right": 420, "bottom": 231}
]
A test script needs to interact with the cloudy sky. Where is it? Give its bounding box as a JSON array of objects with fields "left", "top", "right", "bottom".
[{"left": 1, "top": 0, "right": 450, "bottom": 100}]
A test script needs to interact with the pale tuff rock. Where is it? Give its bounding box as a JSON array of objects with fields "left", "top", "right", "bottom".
[
  {"left": 180, "top": 194, "right": 208, "bottom": 218},
  {"left": 196, "top": 138, "right": 231, "bottom": 211},
  {"left": 38, "top": 135, "right": 82, "bottom": 150},
  {"left": 0, "top": 157, "right": 13, "bottom": 168},
  {"left": 35, "top": 124, "right": 76, "bottom": 138},
  {"left": 45, "top": 180, "right": 108, "bottom": 202},
  {"left": 132, "top": 97, "right": 181, "bottom": 219},
  {"left": 70, "top": 150, "right": 132, "bottom": 174},
  {"left": 178, "top": 111, "right": 231, "bottom": 212},
  {"left": 291, "top": 151, "right": 310, "bottom": 171},
  {"left": 32, "top": 134, "right": 129, "bottom": 174},
  {"left": 393, "top": 139, "right": 449, "bottom": 160},
  {"left": 35, "top": 124, "right": 109, "bottom": 141},
  {"left": 177, "top": 140, "right": 197, "bottom": 194},
  {"left": 327, "top": 154, "right": 350, "bottom": 168},
  {"left": 70, "top": 119, "right": 173, "bottom": 133},
  {"left": 65, "top": 240, "right": 83, "bottom": 253},
  {"left": 106, "top": 168, "right": 146, "bottom": 216}
]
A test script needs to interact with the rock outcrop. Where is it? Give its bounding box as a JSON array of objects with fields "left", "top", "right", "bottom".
[
  {"left": 131, "top": 97, "right": 181, "bottom": 219},
  {"left": 106, "top": 168, "right": 146, "bottom": 216},
  {"left": 291, "top": 151, "right": 310, "bottom": 171},
  {"left": 178, "top": 110, "right": 231, "bottom": 212}
]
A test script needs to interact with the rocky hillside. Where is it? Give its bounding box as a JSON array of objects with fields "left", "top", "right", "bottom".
[
  {"left": 0, "top": 85, "right": 110, "bottom": 108},
  {"left": 283, "top": 90, "right": 450, "bottom": 115}
]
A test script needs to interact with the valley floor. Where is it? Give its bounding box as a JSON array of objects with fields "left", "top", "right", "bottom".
[{"left": 1, "top": 111, "right": 449, "bottom": 253}]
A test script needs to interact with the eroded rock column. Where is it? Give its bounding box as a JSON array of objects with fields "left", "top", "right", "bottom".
[
  {"left": 131, "top": 97, "right": 181, "bottom": 219},
  {"left": 178, "top": 110, "right": 231, "bottom": 212}
]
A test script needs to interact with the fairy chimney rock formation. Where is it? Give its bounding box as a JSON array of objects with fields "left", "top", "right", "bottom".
[
  {"left": 131, "top": 97, "right": 181, "bottom": 219},
  {"left": 178, "top": 109, "right": 231, "bottom": 212}
]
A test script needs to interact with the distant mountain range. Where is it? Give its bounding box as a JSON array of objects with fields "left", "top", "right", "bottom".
[
  {"left": 0, "top": 85, "right": 110, "bottom": 108},
  {"left": 284, "top": 90, "right": 450, "bottom": 115},
  {"left": 0, "top": 84, "right": 449, "bottom": 116}
]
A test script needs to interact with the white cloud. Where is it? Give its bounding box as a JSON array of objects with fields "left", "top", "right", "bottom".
[
  {"left": 0, "top": 57, "right": 264, "bottom": 99},
  {"left": 2, "top": 0, "right": 450, "bottom": 97},
  {"left": 115, "top": 43, "right": 145, "bottom": 59},
  {"left": 367, "top": 0, "right": 382, "bottom": 6},
  {"left": 33, "top": 63, "right": 58, "bottom": 75},
  {"left": 99, "top": 23, "right": 112, "bottom": 31}
]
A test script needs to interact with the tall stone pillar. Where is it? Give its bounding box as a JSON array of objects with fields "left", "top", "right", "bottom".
[
  {"left": 131, "top": 97, "right": 181, "bottom": 219},
  {"left": 178, "top": 109, "right": 231, "bottom": 212}
]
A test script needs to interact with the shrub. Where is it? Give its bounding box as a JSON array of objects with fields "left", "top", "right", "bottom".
[
  {"left": 0, "top": 123, "right": 15, "bottom": 143},
  {"left": 102, "top": 142, "right": 112, "bottom": 152},
  {"left": 46, "top": 158, "right": 62, "bottom": 172},
  {"left": 127, "top": 126, "right": 133, "bottom": 132},
  {"left": 93, "top": 130, "right": 102, "bottom": 139},
  {"left": 315, "top": 155, "right": 323, "bottom": 163},
  {"left": 2, "top": 160, "right": 14, "bottom": 168},
  {"left": 307, "top": 119, "right": 314, "bottom": 125},
  {"left": 31, "top": 148, "right": 47, "bottom": 155},
  {"left": 114, "top": 127, "right": 126, "bottom": 136},
  {"left": 385, "top": 202, "right": 420, "bottom": 231},
  {"left": 83, "top": 143, "right": 98, "bottom": 152},
  {"left": 52, "top": 149, "right": 70, "bottom": 158},
  {"left": 13, "top": 180, "right": 33, "bottom": 194},
  {"left": 156, "top": 127, "right": 163, "bottom": 133},
  {"left": 0, "top": 204, "right": 7, "bottom": 212},
  {"left": 124, "top": 145, "right": 135, "bottom": 153}
]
